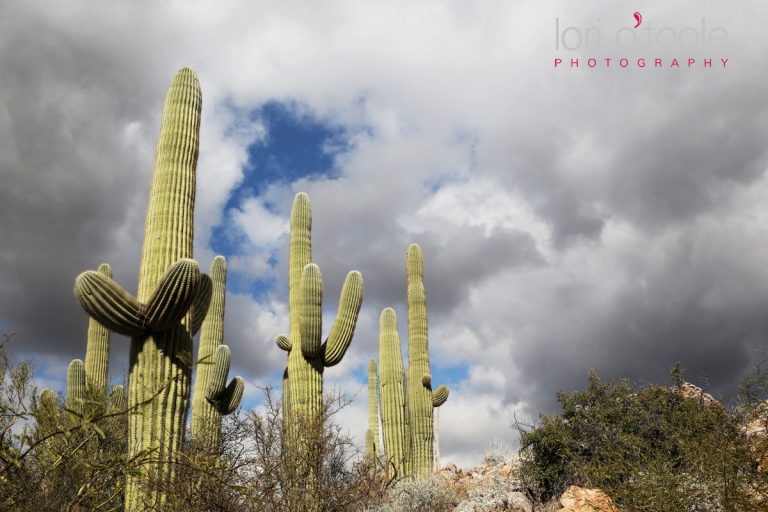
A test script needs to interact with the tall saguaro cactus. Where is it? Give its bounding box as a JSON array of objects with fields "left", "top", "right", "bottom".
[
  {"left": 406, "top": 244, "right": 449, "bottom": 477},
  {"left": 378, "top": 308, "right": 406, "bottom": 477},
  {"left": 73, "top": 67, "right": 203, "bottom": 510},
  {"left": 275, "top": 193, "right": 364, "bottom": 420},
  {"left": 191, "top": 256, "right": 244, "bottom": 450},
  {"left": 366, "top": 358, "right": 380, "bottom": 460}
]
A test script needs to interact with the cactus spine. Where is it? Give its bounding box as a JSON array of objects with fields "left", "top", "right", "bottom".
[
  {"left": 275, "top": 193, "right": 364, "bottom": 419},
  {"left": 378, "top": 308, "right": 406, "bottom": 477},
  {"left": 73, "top": 67, "right": 202, "bottom": 510},
  {"left": 191, "top": 256, "right": 243, "bottom": 449},
  {"left": 367, "top": 358, "right": 380, "bottom": 460}
]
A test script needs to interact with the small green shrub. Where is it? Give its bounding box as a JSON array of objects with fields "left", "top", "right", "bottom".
[
  {"left": 366, "top": 474, "right": 464, "bottom": 512},
  {"left": 515, "top": 364, "right": 768, "bottom": 512},
  {"left": 481, "top": 438, "right": 515, "bottom": 467}
]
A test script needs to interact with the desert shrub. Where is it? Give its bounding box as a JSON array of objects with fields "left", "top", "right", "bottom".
[
  {"left": 1, "top": 335, "right": 385, "bottom": 511},
  {"left": 366, "top": 474, "right": 464, "bottom": 512},
  {"left": 455, "top": 473, "right": 525, "bottom": 511},
  {"left": 514, "top": 364, "right": 767, "bottom": 511},
  {"left": 482, "top": 438, "right": 515, "bottom": 467},
  {"left": 151, "top": 385, "right": 386, "bottom": 512}
]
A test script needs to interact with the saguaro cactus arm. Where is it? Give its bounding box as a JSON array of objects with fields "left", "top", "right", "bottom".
[
  {"left": 74, "top": 271, "right": 145, "bottom": 337},
  {"left": 189, "top": 273, "right": 213, "bottom": 335},
  {"left": 205, "top": 345, "right": 243, "bottom": 415},
  {"left": 84, "top": 263, "right": 114, "bottom": 397},
  {"left": 300, "top": 264, "right": 323, "bottom": 359},
  {"left": 75, "top": 259, "right": 201, "bottom": 337},
  {"left": 323, "top": 271, "right": 364, "bottom": 367},
  {"left": 276, "top": 334, "right": 292, "bottom": 352},
  {"left": 144, "top": 259, "right": 201, "bottom": 332},
  {"left": 209, "top": 376, "right": 244, "bottom": 415},
  {"left": 433, "top": 385, "right": 449, "bottom": 407}
]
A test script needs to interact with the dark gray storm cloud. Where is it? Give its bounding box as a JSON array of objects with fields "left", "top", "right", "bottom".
[{"left": 0, "top": 7, "right": 155, "bottom": 359}]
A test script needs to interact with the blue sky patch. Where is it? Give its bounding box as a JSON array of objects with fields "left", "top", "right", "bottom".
[{"left": 209, "top": 101, "right": 351, "bottom": 298}]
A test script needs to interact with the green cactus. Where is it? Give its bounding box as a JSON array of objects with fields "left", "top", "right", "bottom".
[
  {"left": 38, "top": 388, "right": 59, "bottom": 413},
  {"left": 191, "top": 256, "right": 243, "bottom": 450},
  {"left": 36, "top": 388, "right": 64, "bottom": 441},
  {"left": 367, "top": 358, "right": 380, "bottom": 461},
  {"left": 109, "top": 384, "right": 126, "bottom": 412},
  {"left": 66, "top": 359, "right": 86, "bottom": 422},
  {"left": 275, "top": 193, "right": 364, "bottom": 420},
  {"left": 83, "top": 263, "right": 113, "bottom": 397},
  {"left": 72, "top": 67, "right": 203, "bottom": 510},
  {"left": 376, "top": 245, "right": 450, "bottom": 479},
  {"left": 405, "top": 243, "right": 450, "bottom": 478},
  {"left": 378, "top": 308, "right": 406, "bottom": 477}
]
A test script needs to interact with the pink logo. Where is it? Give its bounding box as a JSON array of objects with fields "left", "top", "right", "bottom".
[{"left": 633, "top": 12, "right": 642, "bottom": 29}]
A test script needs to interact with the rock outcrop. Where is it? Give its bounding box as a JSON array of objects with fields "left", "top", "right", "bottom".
[
  {"left": 672, "top": 382, "right": 721, "bottom": 408},
  {"left": 559, "top": 486, "right": 619, "bottom": 512},
  {"left": 439, "top": 457, "right": 533, "bottom": 511}
]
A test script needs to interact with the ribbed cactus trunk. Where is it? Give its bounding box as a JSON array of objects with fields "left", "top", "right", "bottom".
[
  {"left": 367, "top": 358, "right": 380, "bottom": 460},
  {"left": 284, "top": 193, "right": 319, "bottom": 418},
  {"left": 405, "top": 244, "right": 434, "bottom": 477},
  {"left": 378, "top": 308, "right": 406, "bottom": 478},
  {"left": 126, "top": 67, "right": 200, "bottom": 510},
  {"left": 84, "top": 263, "right": 112, "bottom": 398},
  {"left": 191, "top": 256, "right": 245, "bottom": 450}
]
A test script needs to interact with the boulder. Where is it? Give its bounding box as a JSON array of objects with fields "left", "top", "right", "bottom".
[
  {"left": 672, "top": 382, "right": 721, "bottom": 408},
  {"left": 559, "top": 486, "right": 619, "bottom": 512}
]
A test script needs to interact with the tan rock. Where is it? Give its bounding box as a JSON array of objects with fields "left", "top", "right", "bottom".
[
  {"left": 672, "top": 382, "right": 721, "bottom": 408},
  {"left": 559, "top": 486, "right": 619, "bottom": 512}
]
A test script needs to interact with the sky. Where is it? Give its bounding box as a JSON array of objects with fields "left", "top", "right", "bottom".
[{"left": 1, "top": 0, "right": 767, "bottom": 468}]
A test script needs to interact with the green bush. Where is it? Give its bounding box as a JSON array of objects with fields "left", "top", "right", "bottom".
[{"left": 515, "top": 364, "right": 768, "bottom": 511}]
